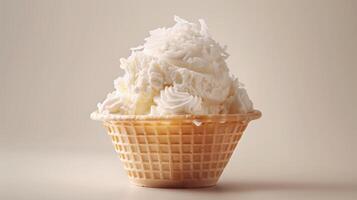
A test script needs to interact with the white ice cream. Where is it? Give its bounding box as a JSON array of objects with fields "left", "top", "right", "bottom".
[{"left": 97, "top": 16, "right": 253, "bottom": 115}]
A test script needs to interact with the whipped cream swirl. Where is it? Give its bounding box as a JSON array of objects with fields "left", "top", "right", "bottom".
[{"left": 151, "top": 87, "right": 203, "bottom": 115}]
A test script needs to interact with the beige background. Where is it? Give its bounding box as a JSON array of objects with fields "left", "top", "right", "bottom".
[{"left": 1, "top": 0, "right": 357, "bottom": 199}]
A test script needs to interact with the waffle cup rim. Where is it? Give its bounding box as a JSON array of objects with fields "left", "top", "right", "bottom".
[{"left": 91, "top": 110, "right": 261, "bottom": 123}]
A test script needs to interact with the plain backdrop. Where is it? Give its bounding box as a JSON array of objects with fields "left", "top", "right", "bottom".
[{"left": 1, "top": 0, "right": 357, "bottom": 199}]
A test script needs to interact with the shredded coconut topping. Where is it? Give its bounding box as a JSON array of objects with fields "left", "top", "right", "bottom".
[{"left": 96, "top": 16, "right": 253, "bottom": 116}]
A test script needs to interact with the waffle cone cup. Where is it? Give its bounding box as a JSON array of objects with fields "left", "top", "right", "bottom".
[{"left": 91, "top": 110, "right": 261, "bottom": 188}]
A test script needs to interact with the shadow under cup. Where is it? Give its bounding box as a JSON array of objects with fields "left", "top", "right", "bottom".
[{"left": 94, "top": 110, "right": 261, "bottom": 188}]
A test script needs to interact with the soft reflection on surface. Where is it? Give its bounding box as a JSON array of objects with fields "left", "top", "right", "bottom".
[
  {"left": 121, "top": 180, "right": 357, "bottom": 200},
  {"left": 198, "top": 180, "right": 357, "bottom": 193}
]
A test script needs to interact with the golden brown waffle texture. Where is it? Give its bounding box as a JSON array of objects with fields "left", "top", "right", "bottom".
[{"left": 101, "top": 111, "right": 261, "bottom": 188}]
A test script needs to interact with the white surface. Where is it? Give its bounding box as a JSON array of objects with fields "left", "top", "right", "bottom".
[{"left": 2, "top": 148, "right": 356, "bottom": 200}]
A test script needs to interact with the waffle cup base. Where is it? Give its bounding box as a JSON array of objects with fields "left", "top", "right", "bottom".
[
  {"left": 129, "top": 178, "right": 218, "bottom": 188},
  {"left": 93, "top": 110, "right": 261, "bottom": 188}
]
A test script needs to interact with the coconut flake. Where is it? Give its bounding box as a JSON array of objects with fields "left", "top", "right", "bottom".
[
  {"left": 199, "top": 19, "right": 209, "bottom": 37},
  {"left": 174, "top": 15, "right": 189, "bottom": 23},
  {"left": 131, "top": 45, "right": 144, "bottom": 51},
  {"left": 192, "top": 120, "right": 202, "bottom": 126}
]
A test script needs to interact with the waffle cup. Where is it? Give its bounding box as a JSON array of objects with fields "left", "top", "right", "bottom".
[{"left": 91, "top": 110, "right": 261, "bottom": 188}]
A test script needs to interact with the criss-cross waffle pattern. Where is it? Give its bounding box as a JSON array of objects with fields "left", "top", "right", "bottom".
[{"left": 103, "top": 117, "right": 248, "bottom": 186}]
